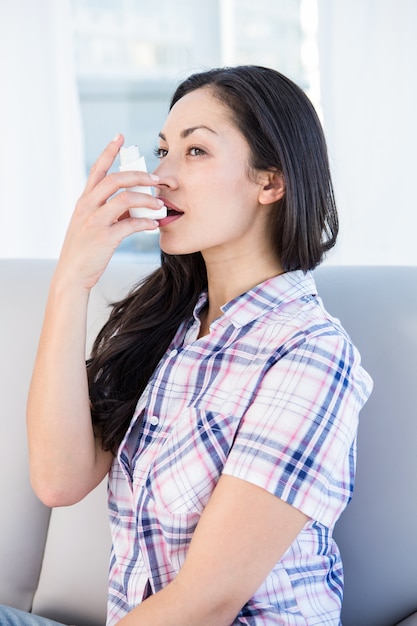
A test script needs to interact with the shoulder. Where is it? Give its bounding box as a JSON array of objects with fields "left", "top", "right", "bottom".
[{"left": 249, "top": 273, "right": 354, "bottom": 364}]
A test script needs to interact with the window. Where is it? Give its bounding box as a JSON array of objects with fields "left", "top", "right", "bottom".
[{"left": 71, "top": 0, "right": 319, "bottom": 260}]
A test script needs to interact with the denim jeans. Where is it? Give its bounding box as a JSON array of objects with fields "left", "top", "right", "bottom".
[{"left": 0, "top": 605, "right": 67, "bottom": 626}]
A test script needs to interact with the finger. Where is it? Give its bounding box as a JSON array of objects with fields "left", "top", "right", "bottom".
[
  {"left": 79, "top": 169, "right": 160, "bottom": 214},
  {"left": 95, "top": 169, "right": 160, "bottom": 204},
  {"left": 116, "top": 216, "right": 159, "bottom": 233},
  {"left": 83, "top": 133, "right": 125, "bottom": 194},
  {"left": 98, "top": 189, "right": 165, "bottom": 224},
  {"left": 109, "top": 216, "right": 160, "bottom": 248}
]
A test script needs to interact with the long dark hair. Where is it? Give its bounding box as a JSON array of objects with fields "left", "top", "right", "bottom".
[{"left": 88, "top": 65, "right": 338, "bottom": 453}]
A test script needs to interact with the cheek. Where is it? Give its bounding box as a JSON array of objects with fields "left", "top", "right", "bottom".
[
  {"left": 207, "top": 166, "right": 256, "bottom": 204},
  {"left": 221, "top": 175, "right": 260, "bottom": 218},
  {"left": 181, "top": 159, "right": 259, "bottom": 220}
]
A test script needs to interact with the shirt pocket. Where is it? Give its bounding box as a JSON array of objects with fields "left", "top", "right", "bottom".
[{"left": 143, "top": 408, "right": 241, "bottom": 515}]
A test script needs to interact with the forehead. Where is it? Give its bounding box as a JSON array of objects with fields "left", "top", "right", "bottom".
[{"left": 162, "top": 87, "right": 235, "bottom": 135}]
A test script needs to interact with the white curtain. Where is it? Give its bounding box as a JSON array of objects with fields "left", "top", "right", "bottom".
[
  {"left": 317, "top": 0, "right": 417, "bottom": 265},
  {"left": 0, "top": 0, "right": 85, "bottom": 258}
]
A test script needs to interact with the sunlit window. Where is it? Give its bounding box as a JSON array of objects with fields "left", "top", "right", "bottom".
[{"left": 71, "top": 0, "right": 319, "bottom": 260}]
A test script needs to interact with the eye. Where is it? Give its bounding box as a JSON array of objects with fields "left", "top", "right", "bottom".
[
  {"left": 188, "top": 146, "right": 206, "bottom": 157},
  {"left": 153, "top": 146, "right": 168, "bottom": 159}
]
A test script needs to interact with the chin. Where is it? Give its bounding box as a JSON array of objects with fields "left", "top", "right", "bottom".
[{"left": 159, "top": 235, "right": 201, "bottom": 257}]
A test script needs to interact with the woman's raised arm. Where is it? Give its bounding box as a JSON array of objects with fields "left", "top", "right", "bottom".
[{"left": 27, "top": 134, "right": 163, "bottom": 506}]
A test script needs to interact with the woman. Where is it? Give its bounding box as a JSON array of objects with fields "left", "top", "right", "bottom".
[{"left": 1, "top": 66, "right": 372, "bottom": 625}]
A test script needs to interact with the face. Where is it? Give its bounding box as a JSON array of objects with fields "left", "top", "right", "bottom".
[{"left": 153, "top": 87, "right": 279, "bottom": 264}]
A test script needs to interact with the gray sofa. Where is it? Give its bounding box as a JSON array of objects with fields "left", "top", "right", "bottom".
[{"left": 0, "top": 259, "right": 416, "bottom": 626}]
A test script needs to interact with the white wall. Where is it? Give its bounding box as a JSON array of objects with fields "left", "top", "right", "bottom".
[
  {"left": 0, "top": 0, "right": 85, "bottom": 258},
  {"left": 318, "top": 0, "right": 417, "bottom": 265}
]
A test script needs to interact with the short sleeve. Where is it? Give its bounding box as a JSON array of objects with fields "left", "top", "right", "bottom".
[{"left": 222, "top": 330, "right": 371, "bottom": 528}]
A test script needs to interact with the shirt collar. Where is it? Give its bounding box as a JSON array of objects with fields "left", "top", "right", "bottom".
[{"left": 194, "top": 270, "right": 317, "bottom": 330}]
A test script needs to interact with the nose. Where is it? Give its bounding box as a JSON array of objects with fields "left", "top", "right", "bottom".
[{"left": 152, "top": 158, "right": 179, "bottom": 193}]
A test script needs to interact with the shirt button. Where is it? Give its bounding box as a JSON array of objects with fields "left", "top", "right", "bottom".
[{"left": 149, "top": 415, "right": 159, "bottom": 427}]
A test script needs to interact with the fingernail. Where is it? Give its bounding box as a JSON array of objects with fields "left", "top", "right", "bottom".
[
  {"left": 150, "top": 174, "right": 160, "bottom": 181},
  {"left": 157, "top": 199, "right": 165, "bottom": 207},
  {"left": 112, "top": 133, "right": 122, "bottom": 142}
]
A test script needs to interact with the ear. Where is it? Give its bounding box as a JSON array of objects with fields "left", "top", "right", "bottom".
[{"left": 257, "top": 170, "right": 285, "bottom": 205}]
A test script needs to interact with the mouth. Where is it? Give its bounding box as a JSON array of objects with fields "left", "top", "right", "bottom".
[
  {"left": 166, "top": 207, "right": 183, "bottom": 217},
  {"left": 157, "top": 199, "right": 184, "bottom": 226}
]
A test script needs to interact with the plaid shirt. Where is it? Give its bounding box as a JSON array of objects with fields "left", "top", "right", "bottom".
[{"left": 107, "top": 270, "right": 372, "bottom": 625}]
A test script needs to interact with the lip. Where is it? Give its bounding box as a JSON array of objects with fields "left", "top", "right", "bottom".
[{"left": 157, "top": 197, "right": 184, "bottom": 227}]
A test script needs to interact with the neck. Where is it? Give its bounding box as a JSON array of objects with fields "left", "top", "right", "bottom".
[{"left": 198, "top": 247, "right": 284, "bottom": 336}]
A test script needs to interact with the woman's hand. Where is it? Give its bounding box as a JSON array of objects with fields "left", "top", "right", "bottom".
[
  {"left": 27, "top": 134, "right": 164, "bottom": 505},
  {"left": 56, "top": 134, "right": 163, "bottom": 291}
]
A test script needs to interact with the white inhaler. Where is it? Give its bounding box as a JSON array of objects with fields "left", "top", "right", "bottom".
[{"left": 118, "top": 145, "right": 167, "bottom": 219}]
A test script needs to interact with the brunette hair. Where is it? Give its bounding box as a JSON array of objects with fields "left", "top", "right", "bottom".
[{"left": 88, "top": 65, "right": 338, "bottom": 452}]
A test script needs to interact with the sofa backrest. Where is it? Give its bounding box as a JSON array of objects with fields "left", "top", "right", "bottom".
[
  {"left": 0, "top": 261, "right": 53, "bottom": 614},
  {"left": 314, "top": 265, "right": 417, "bottom": 626},
  {"left": 0, "top": 260, "right": 416, "bottom": 626}
]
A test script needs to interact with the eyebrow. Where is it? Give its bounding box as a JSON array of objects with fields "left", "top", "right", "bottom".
[{"left": 159, "top": 125, "right": 218, "bottom": 141}]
